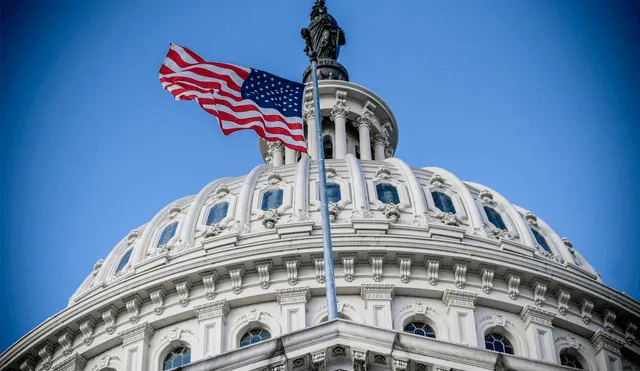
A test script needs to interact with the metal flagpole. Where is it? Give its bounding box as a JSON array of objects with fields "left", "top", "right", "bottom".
[{"left": 310, "top": 58, "right": 339, "bottom": 320}]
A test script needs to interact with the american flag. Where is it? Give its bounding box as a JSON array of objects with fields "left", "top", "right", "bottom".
[{"left": 159, "top": 43, "right": 307, "bottom": 153}]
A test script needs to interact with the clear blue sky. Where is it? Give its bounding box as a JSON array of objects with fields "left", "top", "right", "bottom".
[{"left": 1, "top": 0, "right": 639, "bottom": 351}]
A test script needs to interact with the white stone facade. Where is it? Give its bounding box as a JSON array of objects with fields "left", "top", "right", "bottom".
[{"left": 2, "top": 82, "right": 640, "bottom": 371}]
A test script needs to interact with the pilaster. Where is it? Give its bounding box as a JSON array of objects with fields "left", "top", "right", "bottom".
[
  {"left": 360, "top": 284, "right": 395, "bottom": 329},
  {"left": 441, "top": 289, "right": 478, "bottom": 346},
  {"left": 590, "top": 330, "right": 625, "bottom": 371},
  {"left": 330, "top": 90, "right": 349, "bottom": 159},
  {"left": 355, "top": 101, "right": 375, "bottom": 160},
  {"left": 194, "top": 299, "right": 230, "bottom": 357},
  {"left": 119, "top": 322, "right": 154, "bottom": 371},
  {"left": 519, "top": 305, "right": 557, "bottom": 363},
  {"left": 276, "top": 286, "right": 311, "bottom": 333}
]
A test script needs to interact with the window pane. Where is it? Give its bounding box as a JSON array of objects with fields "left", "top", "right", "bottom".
[
  {"left": 403, "top": 321, "right": 436, "bottom": 339},
  {"left": 116, "top": 249, "right": 132, "bottom": 274},
  {"left": 323, "top": 136, "right": 333, "bottom": 159},
  {"left": 376, "top": 183, "right": 400, "bottom": 204},
  {"left": 206, "top": 202, "right": 229, "bottom": 225},
  {"left": 321, "top": 183, "right": 341, "bottom": 203},
  {"left": 531, "top": 229, "right": 551, "bottom": 253},
  {"left": 484, "top": 207, "right": 507, "bottom": 230},
  {"left": 157, "top": 222, "right": 178, "bottom": 247},
  {"left": 261, "top": 189, "right": 283, "bottom": 211},
  {"left": 432, "top": 191, "right": 456, "bottom": 213}
]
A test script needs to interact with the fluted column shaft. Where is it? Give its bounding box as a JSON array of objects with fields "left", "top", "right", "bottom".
[
  {"left": 374, "top": 137, "right": 386, "bottom": 161},
  {"left": 303, "top": 91, "right": 316, "bottom": 160},
  {"left": 357, "top": 123, "right": 372, "bottom": 160},
  {"left": 331, "top": 90, "right": 349, "bottom": 159},
  {"left": 267, "top": 141, "right": 285, "bottom": 167},
  {"left": 284, "top": 148, "right": 296, "bottom": 164}
]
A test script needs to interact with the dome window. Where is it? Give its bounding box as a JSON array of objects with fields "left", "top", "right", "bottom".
[
  {"left": 323, "top": 136, "right": 333, "bottom": 159},
  {"left": 531, "top": 229, "right": 552, "bottom": 253},
  {"left": 115, "top": 249, "right": 132, "bottom": 274},
  {"left": 163, "top": 346, "right": 191, "bottom": 370},
  {"left": 206, "top": 202, "right": 229, "bottom": 225},
  {"left": 432, "top": 191, "right": 456, "bottom": 214},
  {"left": 559, "top": 349, "right": 584, "bottom": 369},
  {"left": 484, "top": 206, "right": 507, "bottom": 230},
  {"left": 322, "top": 182, "right": 342, "bottom": 203},
  {"left": 157, "top": 221, "right": 178, "bottom": 247},
  {"left": 484, "top": 332, "right": 514, "bottom": 354},
  {"left": 240, "top": 328, "right": 271, "bottom": 347},
  {"left": 403, "top": 321, "right": 436, "bottom": 339},
  {"left": 261, "top": 189, "right": 283, "bottom": 211},
  {"left": 376, "top": 183, "right": 400, "bottom": 204}
]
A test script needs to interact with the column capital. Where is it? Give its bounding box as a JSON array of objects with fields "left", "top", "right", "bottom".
[
  {"left": 119, "top": 322, "right": 155, "bottom": 346},
  {"left": 267, "top": 140, "right": 285, "bottom": 153},
  {"left": 52, "top": 353, "right": 87, "bottom": 371},
  {"left": 360, "top": 284, "right": 395, "bottom": 300},
  {"left": 441, "top": 289, "right": 478, "bottom": 309},
  {"left": 303, "top": 90, "right": 315, "bottom": 120},
  {"left": 520, "top": 305, "right": 555, "bottom": 328},
  {"left": 276, "top": 286, "right": 311, "bottom": 304},
  {"left": 354, "top": 115, "right": 372, "bottom": 129},
  {"left": 194, "top": 299, "right": 230, "bottom": 320},
  {"left": 330, "top": 90, "right": 350, "bottom": 120},
  {"left": 590, "top": 330, "right": 625, "bottom": 356}
]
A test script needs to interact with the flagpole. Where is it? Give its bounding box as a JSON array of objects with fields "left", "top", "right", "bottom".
[{"left": 310, "top": 58, "right": 339, "bottom": 321}]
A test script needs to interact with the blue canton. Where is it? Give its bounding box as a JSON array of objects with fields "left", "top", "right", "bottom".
[{"left": 241, "top": 69, "right": 305, "bottom": 117}]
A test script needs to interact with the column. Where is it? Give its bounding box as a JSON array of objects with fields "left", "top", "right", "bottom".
[
  {"left": 303, "top": 91, "right": 316, "bottom": 160},
  {"left": 441, "top": 289, "right": 479, "bottom": 346},
  {"left": 354, "top": 118, "right": 372, "bottom": 160},
  {"left": 276, "top": 286, "right": 311, "bottom": 333},
  {"left": 373, "top": 131, "right": 388, "bottom": 161},
  {"left": 284, "top": 148, "right": 296, "bottom": 164},
  {"left": 330, "top": 90, "right": 349, "bottom": 159},
  {"left": 267, "top": 140, "right": 284, "bottom": 167},
  {"left": 119, "top": 322, "right": 154, "bottom": 371},
  {"left": 360, "top": 284, "right": 395, "bottom": 329},
  {"left": 519, "top": 305, "right": 557, "bottom": 363},
  {"left": 194, "top": 300, "right": 230, "bottom": 357},
  {"left": 590, "top": 331, "right": 625, "bottom": 371}
]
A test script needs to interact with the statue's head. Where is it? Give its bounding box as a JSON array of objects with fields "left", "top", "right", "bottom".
[{"left": 310, "top": 0, "right": 327, "bottom": 20}]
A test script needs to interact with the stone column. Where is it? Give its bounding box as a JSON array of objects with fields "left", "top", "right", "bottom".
[
  {"left": 194, "top": 300, "right": 230, "bottom": 358},
  {"left": 330, "top": 90, "right": 349, "bottom": 159},
  {"left": 276, "top": 286, "right": 311, "bottom": 333},
  {"left": 267, "top": 141, "right": 285, "bottom": 167},
  {"left": 360, "top": 284, "right": 395, "bottom": 329},
  {"left": 303, "top": 91, "right": 316, "bottom": 160},
  {"left": 373, "top": 131, "right": 388, "bottom": 161},
  {"left": 355, "top": 102, "right": 375, "bottom": 160},
  {"left": 520, "top": 305, "right": 557, "bottom": 363},
  {"left": 590, "top": 331, "right": 625, "bottom": 371},
  {"left": 441, "top": 289, "right": 479, "bottom": 346},
  {"left": 119, "top": 322, "right": 154, "bottom": 371},
  {"left": 284, "top": 148, "right": 296, "bottom": 164}
]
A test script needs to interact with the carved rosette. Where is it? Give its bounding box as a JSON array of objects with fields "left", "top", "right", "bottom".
[{"left": 382, "top": 203, "right": 401, "bottom": 222}]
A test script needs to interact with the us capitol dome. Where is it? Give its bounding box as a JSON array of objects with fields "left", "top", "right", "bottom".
[{"left": 2, "top": 3, "right": 639, "bottom": 371}]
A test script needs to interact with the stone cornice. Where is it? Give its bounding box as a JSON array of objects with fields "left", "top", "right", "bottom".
[
  {"left": 194, "top": 300, "right": 230, "bottom": 320},
  {"left": 360, "top": 284, "right": 395, "bottom": 301},
  {"left": 118, "top": 322, "right": 154, "bottom": 346},
  {"left": 276, "top": 286, "right": 311, "bottom": 304},
  {"left": 520, "top": 305, "right": 556, "bottom": 328},
  {"left": 590, "top": 330, "right": 625, "bottom": 355},
  {"left": 51, "top": 353, "right": 87, "bottom": 371},
  {"left": 441, "top": 289, "right": 478, "bottom": 309}
]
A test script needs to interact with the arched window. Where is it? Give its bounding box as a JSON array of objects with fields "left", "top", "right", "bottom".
[
  {"left": 115, "top": 250, "right": 132, "bottom": 274},
  {"left": 240, "top": 328, "right": 271, "bottom": 347},
  {"left": 531, "top": 229, "right": 552, "bottom": 253},
  {"left": 261, "top": 189, "right": 283, "bottom": 211},
  {"left": 163, "top": 346, "right": 191, "bottom": 370},
  {"left": 323, "top": 136, "right": 333, "bottom": 159},
  {"left": 484, "top": 206, "right": 507, "bottom": 230},
  {"left": 559, "top": 349, "right": 584, "bottom": 369},
  {"left": 403, "top": 321, "right": 436, "bottom": 339},
  {"left": 206, "top": 202, "right": 229, "bottom": 225},
  {"left": 376, "top": 183, "right": 400, "bottom": 204},
  {"left": 157, "top": 222, "right": 178, "bottom": 247},
  {"left": 484, "top": 332, "right": 514, "bottom": 354},
  {"left": 432, "top": 191, "right": 456, "bottom": 214},
  {"left": 323, "top": 182, "right": 341, "bottom": 203}
]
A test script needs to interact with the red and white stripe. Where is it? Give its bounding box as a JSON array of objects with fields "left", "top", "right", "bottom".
[{"left": 159, "top": 43, "right": 306, "bottom": 153}]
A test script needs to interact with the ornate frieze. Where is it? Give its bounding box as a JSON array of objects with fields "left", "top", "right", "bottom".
[
  {"left": 442, "top": 289, "right": 477, "bottom": 309},
  {"left": 342, "top": 256, "right": 355, "bottom": 282},
  {"left": 124, "top": 295, "right": 142, "bottom": 324},
  {"left": 194, "top": 300, "right": 230, "bottom": 320},
  {"left": 392, "top": 358, "right": 408, "bottom": 371},
  {"left": 56, "top": 329, "right": 74, "bottom": 356},
  {"left": 276, "top": 286, "right": 311, "bottom": 305},
  {"left": 369, "top": 255, "right": 384, "bottom": 282},
  {"left": 227, "top": 266, "right": 245, "bottom": 294},
  {"left": 100, "top": 305, "right": 118, "bottom": 334},
  {"left": 311, "top": 351, "right": 325, "bottom": 371},
  {"left": 520, "top": 305, "right": 555, "bottom": 328},
  {"left": 284, "top": 258, "right": 300, "bottom": 286},
  {"left": 201, "top": 272, "right": 218, "bottom": 300},
  {"left": 481, "top": 268, "right": 494, "bottom": 294},
  {"left": 603, "top": 309, "right": 617, "bottom": 332},
  {"left": 203, "top": 224, "right": 223, "bottom": 238},
  {"left": 453, "top": 263, "right": 467, "bottom": 289},
  {"left": 352, "top": 349, "right": 367, "bottom": 371},
  {"left": 148, "top": 286, "right": 166, "bottom": 315},
  {"left": 434, "top": 212, "right": 459, "bottom": 226},
  {"left": 426, "top": 259, "right": 439, "bottom": 286},
  {"left": 533, "top": 282, "right": 548, "bottom": 306},
  {"left": 261, "top": 209, "right": 282, "bottom": 229},
  {"left": 590, "top": 330, "right": 625, "bottom": 356},
  {"left": 118, "top": 322, "right": 154, "bottom": 346},
  {"left": 51, "top": 353, "right": 87, "bottom": 371},
  {"left": 328, "top": 202, "right": 341, "bottom": 222},
  {"left": 580, "top": 299, "right": 594, "bottom": 324},
  {"left": 556, "top": 290, "right": 571, "bottom": 316},
  {"left": 625, "top": 322, "right": 637, "bottom": 344},
  {"left": 314, "top": 258, "right": 325, "bottom": 283},
  {"left": 507, "top": 274, "right": 521, "bottom": 300},
  {"left": 256, "top": 261, "right": 272, "bottom": 289},
  {"left": 382, "top": 203, "right": 401, "bottom": 222},
  {"left": 397, "top": 256, "right": 412, "bottom": 284},
  {"left": 37, "top": 342, "right": 53, "bottom": 370},
  {"left": 361, "top": 284, "right": 395, "bottom": 301}
]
